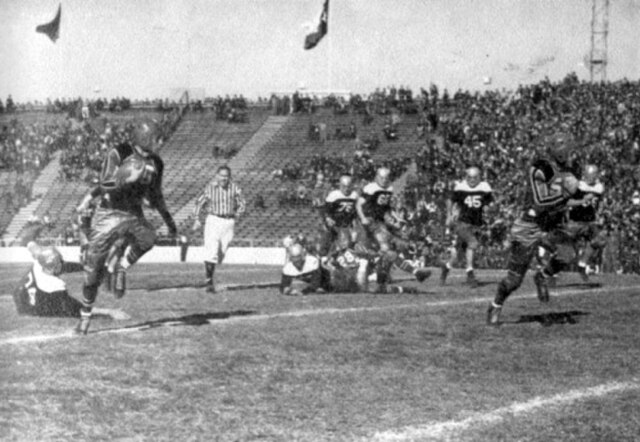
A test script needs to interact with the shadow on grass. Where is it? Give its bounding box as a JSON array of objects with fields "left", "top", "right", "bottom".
[
  {"left": 513, "top": 310, "right": 590, "bottom": 327},
  {"left": 555, "top": 282, "right": 603, "bottom": 289},
  {"left": 94, "top": 310, "right": 257, "bottom": 334}
]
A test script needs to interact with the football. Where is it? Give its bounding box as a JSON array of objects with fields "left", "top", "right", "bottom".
[{"left": 114, "top": 155, "right": 157, "bottom": 188}]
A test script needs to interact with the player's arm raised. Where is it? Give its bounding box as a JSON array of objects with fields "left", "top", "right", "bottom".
[{"left": 355, "top": 194, "right": 370, "bottom": 225}]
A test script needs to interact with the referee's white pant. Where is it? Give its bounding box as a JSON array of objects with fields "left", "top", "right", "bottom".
[{"left": 204, "top": 215, "right": 235, "bottom": 264}]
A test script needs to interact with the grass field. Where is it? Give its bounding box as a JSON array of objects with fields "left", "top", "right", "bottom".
[{"left": 1, "top": 261, "right": 640, "bottom": 441}]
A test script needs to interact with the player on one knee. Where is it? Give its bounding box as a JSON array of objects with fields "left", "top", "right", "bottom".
[
  {"left": 440, "top": 166, "right": 493, "bottom": 287},
  {"left": 280, "top": 243, "right": 324, "bottom": 296},
  {"left": 355, "top": 167, "right": 431, "bottom": 292}
]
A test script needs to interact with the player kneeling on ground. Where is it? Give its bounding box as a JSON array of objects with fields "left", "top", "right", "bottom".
[
  {"left": 280, "top": 243, "right": 324, "bottom": 296},
  {"left": 13, "top": 242, "right": 127, "bottom": 321}
]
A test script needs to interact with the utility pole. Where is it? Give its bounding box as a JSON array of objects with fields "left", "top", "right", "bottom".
[{"left": 589, "top": 0, "right": 609, "bottom": 82}]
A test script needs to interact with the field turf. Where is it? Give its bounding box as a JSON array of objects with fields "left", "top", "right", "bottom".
[{"left": 1, "top": 261, "right": 640, "bottom": 441}]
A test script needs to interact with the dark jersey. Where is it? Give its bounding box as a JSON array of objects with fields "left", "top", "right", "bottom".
[
  {"left": 90, "top": 143, "right": 175, "bottom": 232},
  {"left": 13, "top": 263, "right": 83, "bottom": 317},
  {"left": 521, "top": 158, "right": 568, "bottom": 231},
  {"left": 325, "top": 248, "right": 367, "bottom": 293},
  {"left": 361, "top": 182, "right": 393, "bottom": 221},
  {"left": 450, "top": 180, "right": 493, "bottom": 226},
  {"left": 323, "top": 190, "right": 357, "bottom": 227},
  {"left": 95, "top": 143, "right": 168, "bottom": 217},
  {"left": 569, "top": 181, "right": 604, "bottom": 223}
]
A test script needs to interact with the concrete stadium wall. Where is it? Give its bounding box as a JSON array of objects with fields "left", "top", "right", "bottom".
[{"left": 0, "top": 247, "right": 286, "bottom": 265}]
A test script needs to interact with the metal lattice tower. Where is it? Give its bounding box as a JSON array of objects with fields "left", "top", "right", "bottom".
[{"left": 589, "top": 0, "right": 610, "bottom": 82}]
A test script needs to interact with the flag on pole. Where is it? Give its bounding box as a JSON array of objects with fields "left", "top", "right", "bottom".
[
  {"left": 36, "top": 4, "right": 61, "bottom": 43},
  {"left": 304, "top": 0, "right": 328, "bottom": 50}
]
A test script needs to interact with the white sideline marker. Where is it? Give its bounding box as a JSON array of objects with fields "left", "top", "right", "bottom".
[
  {"left": 372, "top": 380, "right": 640, "bottom": 441},
  {"left": 1, "top": 283, "right": 639, "bottom": 345}
]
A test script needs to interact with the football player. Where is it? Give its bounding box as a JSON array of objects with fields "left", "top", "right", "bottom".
[
  {"left": 487, "top": 135, "right": 579, "bottom": 326},
  {"left": 74, "top": 120, "right": 177, "bottom": 334},
  {"left": 317, "top": 173, "right": 358, "bottom": 258},
  {"left": 280, "top": 243, "right": 324, "bottom": 296},
  {"left": 564, "top": 164, "right": 605, "bottom": 281},
  {"left": 440, "top": 166, "right": 493, "bottom": 287},
  {"left": 13, "top": 242, "right": 126, "bottom": 320},
  {"left": 355, "top": 167, "right": 431, "bottom": 291}
]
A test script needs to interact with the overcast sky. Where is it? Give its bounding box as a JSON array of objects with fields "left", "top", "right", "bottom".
[{"left": 1, "top": 0, "right": 638, "bottom": 102}]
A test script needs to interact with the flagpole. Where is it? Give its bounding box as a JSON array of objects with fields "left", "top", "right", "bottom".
[{"left": 327, "top": 0, "right": 332, "bottom": 92}]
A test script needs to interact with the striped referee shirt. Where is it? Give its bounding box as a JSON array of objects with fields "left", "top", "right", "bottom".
[{"left": 194, "top": 182, "right": 246, "bottom": 218}]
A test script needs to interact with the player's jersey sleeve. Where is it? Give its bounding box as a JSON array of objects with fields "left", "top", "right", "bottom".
[
  {"left": 361, "top": 182, "right": 394, "bottom": 221},
  {"left": 100, "top": 143, "right": 134, "bottom": 191}
]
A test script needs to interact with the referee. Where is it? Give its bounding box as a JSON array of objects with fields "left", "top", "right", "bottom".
[{"left": 193, "top": 165, "right": 245, "bottom": 293}]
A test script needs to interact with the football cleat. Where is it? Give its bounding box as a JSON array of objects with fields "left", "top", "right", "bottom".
[
  {"left": 74, "top": 311, "right": 92, "bottom": 335},
  {"left": 534, "top": 271, "right": 550, "bottom": 303},
  {"left": 414, "top": 268, "right": 432, "bottom": 283},
  {"left": 439, "top": 262, "right": 450, "bottom": 285},
  {"left": 486, "top": 304, "right": 502, "bottom": 327},
  {"left": 466, "top": 270, "right": 479, "bottom": 288}
]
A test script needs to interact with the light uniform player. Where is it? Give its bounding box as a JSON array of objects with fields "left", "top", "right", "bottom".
[
  {"left": 280, "top": 244, "right": 323, "bottom": 296},
  {"left": 13, "top": 242, "right": 126, "bottom": 320},
  {"left": 565, "top": 164, "right": 605, "bottom": 280},
  {"left": 356, "top": 167, "right": 431, "bottom": 290},
  {"left": 440, "top": 166, "right": 493, "bottom": 287},
  {"left": 318, "top": 174, "right": 358, "bottom": 257}
]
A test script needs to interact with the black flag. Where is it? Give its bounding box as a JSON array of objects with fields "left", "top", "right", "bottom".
[
  {"left": 304, "top": 0, "right": 328, "bottom": 50},
  {"left": 36, "top": 4, "right": 61, "bottom": 43}
]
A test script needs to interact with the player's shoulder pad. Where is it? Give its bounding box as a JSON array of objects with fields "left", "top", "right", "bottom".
[
  {"left": 326, "top": 189, "right": 357, "bottom": 203},
  {"left": 455, "top": 181, "right": 492, "bottom": 193},
  {"left": 282, "top": 255, "right": 320, "bottom": 276},
  {"left": 362, "top": 182, "right": 393, "bottom": 195},
  {"left": 578, "top": 181, "right": 604, "bottom": 194}
]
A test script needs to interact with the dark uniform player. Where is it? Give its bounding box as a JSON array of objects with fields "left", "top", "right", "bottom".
[
  {"left": 487, "top": 139, "right": 579, "bottom": 326},
  {"left": 74, "top": 120, "right": 177, "bottom": 334},
  {"left": 440, "top": 166, "right": 493, "bottom": 287},
  {"left": 355, "top": 167, "right": 431, "bottom": 290},
  {"left": 13, "top": 242, "right": 125, "bottom": 320},
  {"left": 317, "top": 174, "right": 358, "bottom": 257},
  {"left": 565, "top": 164, "right": 605, "bottom": 281}
]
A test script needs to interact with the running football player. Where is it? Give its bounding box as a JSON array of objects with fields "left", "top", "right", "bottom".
[
  {"left": 355, "top": 167, "right": 431, "bottom": 292},
  {"left": 487, "top": 136, "right": 579, "bottom": 326},
  {"left": 440, "top": 166, "right": 493, "bottom": 287},
  {"left": 74, "top": 120, "right": 177, "bottom": 334}
]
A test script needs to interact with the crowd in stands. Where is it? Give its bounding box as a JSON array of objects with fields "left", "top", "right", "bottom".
[
  {"left": 2, "top": 76, "right": 640, "bottom": 273},
  {"left": 271, "top": 152, "right": 412, "bottom": 209}
]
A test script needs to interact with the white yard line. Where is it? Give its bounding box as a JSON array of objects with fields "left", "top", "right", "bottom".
[
  {"left": 372, "top": 380, "right": 640, "bottom": 441},
  {"left": 1, "top": 283, "right": 639, "bottom": 345}
]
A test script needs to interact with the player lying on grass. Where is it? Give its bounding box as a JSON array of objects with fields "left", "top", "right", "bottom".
[
  {"left": 12, "top": 242, "right": 128, "bottom": 320},
  {"left": 280, "top": 241, "right": 419, "bottom": 296}
]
